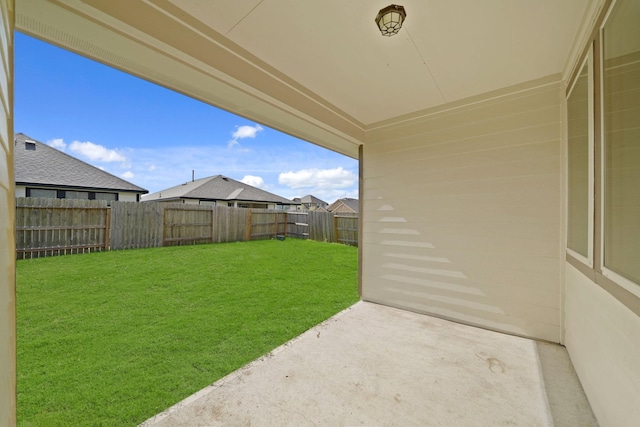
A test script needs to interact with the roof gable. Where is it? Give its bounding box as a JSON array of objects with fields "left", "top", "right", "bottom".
[
  {"left": 300, "top": 194, "right": 328, "bottom": 205},
  {"left": 14, "top": 133, "right": 147, "bottom": 193},
  {"left": 328, "top": 197, "right": 359, "bottom": 213}
]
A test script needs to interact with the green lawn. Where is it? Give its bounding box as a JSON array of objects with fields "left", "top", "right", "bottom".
[{"left": 17, "top": 239, "right": 359, "bottom": 426}]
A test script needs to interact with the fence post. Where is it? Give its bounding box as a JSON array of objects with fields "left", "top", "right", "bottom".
[
  {"left": 105, "top": 208, "right": 111, "bottom": 251},
  {"left": 274, "top": 211, "right": 278, "bottom": 237},
  {"left": 282, "top": 212, "right": 287, "bottom": 237},
  {"left": 245, "top": 209, "right": 252, "bottom": 241},
  {"left": 210, "top": 207, "right": 215, "bottom": 244}
]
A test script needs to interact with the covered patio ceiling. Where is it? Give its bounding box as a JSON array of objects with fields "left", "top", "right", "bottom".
[{"left": 16, "top": 0, "right": 597, "bottom": 158}]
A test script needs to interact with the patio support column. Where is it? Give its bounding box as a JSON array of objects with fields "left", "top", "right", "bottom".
[{"left": 0, "top": 0, "right": 15, "bottom": 425}]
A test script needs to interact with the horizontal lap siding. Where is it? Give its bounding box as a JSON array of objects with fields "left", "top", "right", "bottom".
[{"left": 363, "top": 81, "right": 564, "bottom": 341}]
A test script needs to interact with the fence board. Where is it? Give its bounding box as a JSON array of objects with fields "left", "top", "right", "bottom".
[
  {"left": 250, "top": 209, "right": 288, "bottom": 240},
  {"left": 213, "top": 205, "right": 250, "bottom": 243},
  {"left": 286, "top": 211, "right": 309, "bottom": 239},
  {"left": 110, "top": 201, "right": 164, "bottom": 250},
  {"left": 308, "top": 210, "right": 336, "bottom": 243},
  {"left": 162, "top": 204, "right": 213, "bottom": 246},
  {"left": 335, "top": 215, "right": 359, "bottom": 246}
]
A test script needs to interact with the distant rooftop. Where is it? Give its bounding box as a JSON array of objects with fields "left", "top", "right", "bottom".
[
  {"left": 294, "top": 194, "right": 328, "bottom": 206},
  {"left": 328, "top": 197, "right": 359, "bottom": 213},
  {"left": 143, "top": 174, "right": 296, "bottom": 204},
  {"left": 14, "top": 133, "right": 147, "bottom": 193}
]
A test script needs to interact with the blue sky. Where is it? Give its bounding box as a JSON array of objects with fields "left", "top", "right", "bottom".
[{"left": 14, "top": 33, "right": 358, "bottom": 204}]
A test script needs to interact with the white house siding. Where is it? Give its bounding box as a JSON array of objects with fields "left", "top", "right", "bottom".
[
  {"left": 14, "top": 184, "right": 24, "bottom": 197},
  {"left": 0, "top": 0, "right": 14, "bottom": 424},
  {"left": 564, "top": 263, "right": 640, "bottom": 427},
  {"left": 118, "top": 192, "right": 137, "bottom": 202},
  {"left": 362, "top": 79, "right": 564, "bottom": 342}
]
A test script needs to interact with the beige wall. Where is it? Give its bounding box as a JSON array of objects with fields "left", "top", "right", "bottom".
[
  {"left": 0, "top": 0, "right": 14, "bottom": 425},
  {"left": 118, "top": 192, "right": 138, "bottom": 202},
  {"left": 564, "top": 263, "right": 640, "bottom": 427},
  {"left": 362, "top": 79, "right": 564, "bottom": 342}
]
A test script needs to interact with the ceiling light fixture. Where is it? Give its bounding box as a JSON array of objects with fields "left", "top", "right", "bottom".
[{"left": 375, "top": 4, "right": 407, "bottom": 36}]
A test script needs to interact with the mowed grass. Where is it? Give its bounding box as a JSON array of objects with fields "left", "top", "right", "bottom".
[{"left": 17, "top": 239, "right": 359, "bottom": 426}]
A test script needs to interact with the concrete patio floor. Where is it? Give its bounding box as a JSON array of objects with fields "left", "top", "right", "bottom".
[{"left": 141, "top": 301, "right": 597, "bottom": 427}]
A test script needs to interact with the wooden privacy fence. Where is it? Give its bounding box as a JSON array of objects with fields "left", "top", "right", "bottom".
[
  {"left": 110, "top": 200, "right": 164, "bottom": 250},
  {"left": 163, "top": 205, "right": 214, "bottom": 246},
  {"left": 334, "top": 214, "right": 359, "bottom": 246},
  {"left": 15, "top": 198, "right": 110, "bottom": 259},
  {"left": 15, "top": 198, "right": 359, "bottom": 258}
]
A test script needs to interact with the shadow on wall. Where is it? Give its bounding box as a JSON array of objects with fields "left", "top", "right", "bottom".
[{"left": 363, "top": 197, "right": 559, "bottom": 341}]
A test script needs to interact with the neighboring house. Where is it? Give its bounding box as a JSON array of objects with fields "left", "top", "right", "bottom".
[
  {"left": 142, "top": 175, "right": 298, "bottom": 210},
  {"left": 293, "top": 194, "right": 328, "bottom": 211},
  {"left": 327, "top": 198, "right": 358, "bottom": 214},
  {"left": 14, "top": 133, "right": 147, "bottom": 202}
]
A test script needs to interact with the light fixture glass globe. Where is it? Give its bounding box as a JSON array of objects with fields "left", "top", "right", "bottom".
[{"left": 375, "top": 5, "right": 406, "bottom": 36}]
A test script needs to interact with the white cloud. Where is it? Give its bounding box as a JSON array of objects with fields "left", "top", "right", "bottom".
[
  {"left": 69, "top": 140, "right": 127, "bottom": 163},
  {"left": 121, "top": 171, "right": 134, "bottom": 179},
  {"left": 241, "top": 175, "right": 266, "bottom": 190},
  {"left": 232, "top": 124, "right": 263, "bottom": 140},
  {"left": 47, "top": 138, "right": 66, "bottom": 151},
  {"left": 278, "top": 167, "right": 356, "bottom": 190},
  {"left": 228, "top": 124, "right": 263, "bottom": 149},
  {"left": 88, "top": 141, "right": 358, "bottom": 198}
]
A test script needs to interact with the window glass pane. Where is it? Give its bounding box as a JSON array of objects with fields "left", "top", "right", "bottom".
[
  {"left": 65, "top": 191, "right": 89, "bottom": 200},
  {"left": 567, "top": 62, "right": 590, "bottom": 257},
  {"left": 95, "top": 192, "right": 117, "bottom": 201},
  {"left": 603, "top": 0, "right": 640, "bottom": 284},
  {"left": 28, "top": 188, "right": 56, "bottom": 198}
]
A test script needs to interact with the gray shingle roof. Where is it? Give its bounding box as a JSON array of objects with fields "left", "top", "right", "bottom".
[
  {"left": 143, "top": 175, "right": 296, "bottom": 204},
  {"left": 342, "top": 198, "right": 359, "bottom": 212},
  {"left": 327, "top": 197, "right": 359, "bottom": 213},
  {"left": 299, "top": 194, "right": 328, "bottom": 205},
  {"left": 14, "top": 133, "right": 147, "bottom": 193}
]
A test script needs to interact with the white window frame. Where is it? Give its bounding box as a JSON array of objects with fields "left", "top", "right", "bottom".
[
  {"left": 598, "top": 1, "right": 640, "bottom": 298},
  {"left": 566, "top": 46, "right": 595, "bottom": 268}
]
